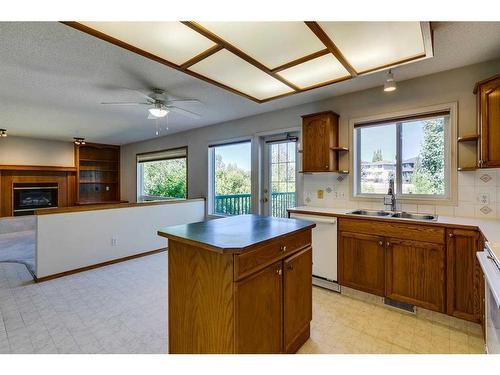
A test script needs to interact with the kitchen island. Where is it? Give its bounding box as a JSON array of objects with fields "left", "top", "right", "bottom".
[{"left": 157, "top": 214, "right": 315, "bottom": 354}]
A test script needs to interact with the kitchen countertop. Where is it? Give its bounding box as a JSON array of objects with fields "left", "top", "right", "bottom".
[
  {"left": 288, "top": 205, "right": 500, "bottom": 250},
  {"left": 157, "top": 214, "right": 315, "bottom": 253}
]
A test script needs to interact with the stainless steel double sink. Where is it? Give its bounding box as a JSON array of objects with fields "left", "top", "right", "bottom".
[{"left": 348, "top": 209, "right": 438, "bottom": 221}]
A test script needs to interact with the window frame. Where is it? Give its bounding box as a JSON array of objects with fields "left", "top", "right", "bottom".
[
  {"left": 136, "top": 146, "right": 188, "bottom": 201},
  {"left": 350, "top": 103, "right": 457, "bottom": 205},
  {"left": 208, "top": 138, "right": 253, "bottom": 216}
]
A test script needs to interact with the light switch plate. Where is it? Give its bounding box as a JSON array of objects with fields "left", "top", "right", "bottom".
[{"left": 317, "top": 190, "right": 324, "bottom": 199}]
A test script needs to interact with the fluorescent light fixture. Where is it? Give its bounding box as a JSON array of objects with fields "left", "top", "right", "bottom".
[
  {"left": 148, "top": 107, "right": 169, "bottom": 118},
  {"left": 0, "top": 129, "right": 7, "bottom": 137},
  {"left": 384, "top": 70, "right": 397, "bottom": 92}
]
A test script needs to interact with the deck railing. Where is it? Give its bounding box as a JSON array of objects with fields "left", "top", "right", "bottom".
[{"left": 214, "top": 192, "right": 296, "bottom": 218}]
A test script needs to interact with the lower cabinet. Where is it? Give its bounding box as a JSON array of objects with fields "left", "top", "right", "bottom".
[
  {"left": 284, "top": 247, "right": 312, "bottom": 353},
  {"left": 235, "top": 261, "right": 283, "bottom": 354},
  {"left": 338, "top": 218, "right": 484, "bottom": 322},
  {"left": 447, "top": 228, "right": 483, "bottom": 322},
  {"left": 338, "top": 232, "right": 385, "bottom": 296},
  {"left": 235, "top": 246, "right": 313, "bottom": 354},
  {"left": 386, "top": 238, "right": 446, "bottom": 313}
]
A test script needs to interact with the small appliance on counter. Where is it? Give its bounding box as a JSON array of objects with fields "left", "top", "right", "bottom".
[{"left": 477, "top": 241, "right": 500, "bottom": 354}]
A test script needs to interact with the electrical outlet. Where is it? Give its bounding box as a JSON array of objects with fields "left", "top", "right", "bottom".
[
  {"left": 317, "top": 190, "right": 324, "bottom": 199},
  {"left": 111, "top": 237, "right": 118, "bottom": 246},
  {"left": 477, "top": 193, "right": 490, "bottom": 205}
]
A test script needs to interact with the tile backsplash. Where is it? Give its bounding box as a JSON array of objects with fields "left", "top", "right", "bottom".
[{"left": 302, "top": 169, "right": 500, "bottom": 219}]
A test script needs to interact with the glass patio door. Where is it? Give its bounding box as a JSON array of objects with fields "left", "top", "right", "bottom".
[{"left": 262, "top": 134, "right": 298, "bottom": 217}]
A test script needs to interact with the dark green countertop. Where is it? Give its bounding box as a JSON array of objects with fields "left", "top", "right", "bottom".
[{"left": 157, "top": 214, "right": 315, "bottom": 252}]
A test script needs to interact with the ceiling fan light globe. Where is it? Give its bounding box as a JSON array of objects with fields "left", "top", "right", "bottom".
[{"left": 148, "top": 107, "right": 169, "bottom": 118}]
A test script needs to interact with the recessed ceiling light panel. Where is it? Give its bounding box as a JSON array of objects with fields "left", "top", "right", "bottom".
[
  {"left": 278, "top": 54, "right": 350, "bottom": 89},
  {"left": 80, "top": 22, "right": 216, "bottom": 65},
  {"left": 189, "top": 49, "right": 293, "bottom": 101},
  {"left": 198, "top": 22, "right": 326, "bottom": 69},
  {"left": 318, "top": 22, "right": 426, "bottom": 73}
]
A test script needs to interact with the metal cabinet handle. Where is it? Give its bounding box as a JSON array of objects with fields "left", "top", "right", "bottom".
[
  {"left": 276, "top": 268, "right": 282, "bottom": 276},
  {"left": 280, "top": 245, "right": 287, "bottom": 252},
  {"left": 386, "top": 242, "right": 390, "bottom": 247},
  {"left": 449, "top": 233, "right": 454, "bottom": 238},
  {"left": 378, "top": 241, "right": 383, "bottom": 246}
]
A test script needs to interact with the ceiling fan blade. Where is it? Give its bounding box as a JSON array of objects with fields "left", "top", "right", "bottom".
[
  {"left": 123, "top": 88, "right": 157, "bottom": 102},
  {"left": 167, "top": 106, "right": 201, "bottom": 119},
  {"left": 147, "top": 113, "right": 157, "bottom": 120},
  {"left": 166, "top": 99, "right": 201, "bottom": 104},
  {"left": 101, "top": 102, "right": 150, "bottom": 105}
]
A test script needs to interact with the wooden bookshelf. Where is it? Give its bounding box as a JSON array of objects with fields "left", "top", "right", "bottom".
[{"left": 75, "top": 143, "right": 121, "bottom": 204}]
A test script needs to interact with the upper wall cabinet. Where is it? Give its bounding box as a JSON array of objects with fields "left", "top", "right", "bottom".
[
  {"left": 301, "top": 111, "right": 344, "bottom": 173},
  {"left": 475, "top": 74, "right": 500, "bottom": 168}
]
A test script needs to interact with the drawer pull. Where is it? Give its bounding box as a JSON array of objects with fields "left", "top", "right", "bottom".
[
  {"left": 448, "top": 233, "right": 454, "bottom": 238},
  {"left": 378, "top": 241, "right": 383, "bottom": 246},
  {"left": 386, "top": 242, "right": 390, "bottom": 247},
  {"left": 276, "top": 268, "right": 282, "bottom": 276},
  {"left": 280, "top": 245, "right": 287, "bottom": 252}
]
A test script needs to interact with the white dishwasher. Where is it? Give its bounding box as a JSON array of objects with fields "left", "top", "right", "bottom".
[{"left": 289, "top": 213, "right": 339, "bottom": 292}]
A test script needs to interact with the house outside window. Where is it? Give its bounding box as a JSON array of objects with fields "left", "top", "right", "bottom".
[
  {"left": 353, "top": 105, "right": 455, "bottom": 202},
  {"left": 136, "top": 147, "right": 187, "bottom": 201}
]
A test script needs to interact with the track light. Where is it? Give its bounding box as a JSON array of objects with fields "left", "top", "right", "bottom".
[
  {"left": 0, "top": 129, "right": 7, "bottom": 137},
  {"left": 384, "top": 69, "right": 397, "bottom": 92},
  {"left": 74, "top": 137, "right": 86, "bottom": 145}
]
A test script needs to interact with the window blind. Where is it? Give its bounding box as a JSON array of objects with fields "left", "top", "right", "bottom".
[
  {"left": 136, "top": 147, "right": 187, "bottom": 163},
  {"left": 354, "top": 110, "right": 450, "bottom": 128}
]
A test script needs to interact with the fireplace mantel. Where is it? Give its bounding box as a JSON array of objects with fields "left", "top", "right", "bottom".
[{"left": 0, "top": 165, "right": 76, "bottom": 217}]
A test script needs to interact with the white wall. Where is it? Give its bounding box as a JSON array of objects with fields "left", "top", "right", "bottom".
[
  {"left": 0, "top": 136, "right": 74, "bottom": 166},
  {"left": 36, "top": 200, "right": 205, "bottom": 278},
  {"left": 121, "top": 59, "right": 500, "bottom": 215}
]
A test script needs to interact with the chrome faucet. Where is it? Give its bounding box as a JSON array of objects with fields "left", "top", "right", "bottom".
[{"left": 384, "top": 178, "right": 397, "bottom": 211}]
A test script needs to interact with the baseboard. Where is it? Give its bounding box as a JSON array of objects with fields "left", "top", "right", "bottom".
[{"left": 34, "top": 248, "right": 167, "bottom": 283}]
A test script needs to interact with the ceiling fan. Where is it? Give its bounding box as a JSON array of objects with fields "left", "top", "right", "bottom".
[{"left": 101, "top": 88, "right": 201, "bottom": 119}]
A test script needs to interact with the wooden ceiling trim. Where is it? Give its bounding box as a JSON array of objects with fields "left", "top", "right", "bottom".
[
  {"left": 180, "top": 45, "right": 224, "bottom": 70},
  {"left": 60, "top": 22, "right": 262, "bottom": 103},
  {"left": 61, "top": 21, "right": 434, "bottom": 104},
  {"left": 181, "top": 21, "right": 301, "bottom": 92},
  {"left": 304, "top": 21, "right": 358, "bottom": 77},
  {"left": 259, "top": 75, "right": 352, "bottom": 103},
  {"left": 356, "top": 53, "right": 428, "bottom": 75},
  {"left": 271, "top": 48, "right": 330, "bottom": 73}
]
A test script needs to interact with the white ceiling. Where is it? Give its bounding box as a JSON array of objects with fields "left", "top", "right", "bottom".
[{"left": 0, "top": 21, "right": 499, "bottom": 145}]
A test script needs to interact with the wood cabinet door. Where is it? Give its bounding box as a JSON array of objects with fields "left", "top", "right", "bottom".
[
  {"left": 338, "top": 231, "right": 386, "bottom": 296},
  {"left": 302, "top": 114, "right": 333, "bottom": 172},
  {"left": 447, "top": 229, "right": 482, "bottom": 322},
  {"left": 386, "top": 238, "right": 446, "bottom": 312},
  {"left": 479, "top": 76, "right": 500, "bottom": 167},
  {"left": 283, "top": 247, "right": 312, "bottom": 353},
  {"left": 235, "top": 260, "right": 283, "bottom": 353}
]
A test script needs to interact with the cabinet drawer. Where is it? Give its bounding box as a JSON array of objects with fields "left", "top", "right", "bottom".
[
  {"left": 339, "top": 218, "right": 445, "bottom": 244},
  {"left": 234, "top": 229, "right": 311, "bottom": 281}
]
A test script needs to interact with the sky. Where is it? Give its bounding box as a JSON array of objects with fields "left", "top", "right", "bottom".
[
  {"left": 360, "top": 121, "right": 426, "bottom": 162},
  {"left": 215, "top": 142, "right": 251, "bottom": 171}
]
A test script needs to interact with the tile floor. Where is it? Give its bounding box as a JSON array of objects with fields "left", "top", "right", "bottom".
[
  {"left": 0, "top": 253, "right": 486, "bottom": 354},
  {"left": 298, "top": 287, "right": 485, "bottom": 354}
]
